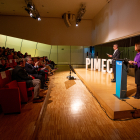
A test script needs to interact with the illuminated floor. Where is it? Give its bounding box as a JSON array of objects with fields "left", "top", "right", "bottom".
[
  {"left": 36, "top": 66, "right": 140, "bottom": 140},
  {"left": 1, "top": 65, "right": 140, "bottom": 140},
  {"left": 75, "top": 68, "right": 140, "bottom": 119}
]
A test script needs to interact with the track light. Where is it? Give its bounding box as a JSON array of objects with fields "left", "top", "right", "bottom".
[
  {"left": 31, "top": 6, "right": 33, "bottom": 9},
  {"left": 76, "top": 23, "right": 78, "bottom": 26},
  {"left": 25, "top": 0, "right": 41, "bottom": 21},
  {"left": 38, "top": 17, "right": 41, "bottom": 21},
  {"left": 30, "top": 12, "right": 33, "bottom": 17},
  {"left": 76, "top": 3, "right": 86, "bottom": 25}
]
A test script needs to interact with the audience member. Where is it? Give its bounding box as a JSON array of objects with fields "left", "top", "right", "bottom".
[
  {"left": 8, "top": 52, "right": 14, "bottom": 59},
  {"left": 45, "top": 56, "right": 56, "bottom": 69},
  {"left": 25, "top": 56, "right": 48, "bottom": 90},
  {"left": 3, "top": 51, "right": 8, "bottom": 60},
  {"left": 5, "top": 48, "right": 11, "bottom": 55},
  {"left": 33, "top": 57, "right": 51, "bottom": 76},
  {"left": 0, "top": 47, "right": 4, "bottom": 57},
  {"left": 12, "top": 58, "right": 44, "bottom": 103},
  {"left": 0, "top": 59, "right": 12, "bottom": 72},
  {"left": 43, "top": 59, "right": 55, "bottom": 74},
  {"left": 17, "top": 51, "right": 23, "bottom": 58},
  {"left": 24, "top": 52, "right": 28, "bottom": 58},
  {"left": 13, "top": 52, "right": 19, "bottom": 59}
]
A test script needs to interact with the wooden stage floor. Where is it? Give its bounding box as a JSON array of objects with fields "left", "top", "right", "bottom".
[
  {"left": 1, "top": 65, "right": 140, "bottom": 139},
  {"left": 75, "top": 68, "right": 140, "bottom": 120}
]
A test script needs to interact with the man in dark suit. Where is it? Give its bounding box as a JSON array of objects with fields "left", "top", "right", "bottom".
[
  {"left": 107, "top": 44, "right": 120, "bottom": 82},
  {"left": 25, "top": 56, "right": 47, "bottom": 89},
  {"left": 12, "top": 58, "right": 44, "bottom": 103}
]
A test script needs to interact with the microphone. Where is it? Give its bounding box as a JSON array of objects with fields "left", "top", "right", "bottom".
[{"left": 114, "top": 50, "right": 130, "bottom": 64}]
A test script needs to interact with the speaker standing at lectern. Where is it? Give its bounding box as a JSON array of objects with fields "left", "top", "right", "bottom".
[
  {"left": 129, "top": 43, "right": 140, "bottom": 99},
  {"left": 107, "top": 44, "right": 120, "bottom": 82}
]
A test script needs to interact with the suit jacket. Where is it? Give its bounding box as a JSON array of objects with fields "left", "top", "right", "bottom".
[
  {"left": 12, "top": 65, "right": 33, "bottom": 88},
  {"left": 112, "top": 49, "right": 120, "bottom": 65},
  {"left": 25, "top": 63, "right": 38, "bottom": 75}
]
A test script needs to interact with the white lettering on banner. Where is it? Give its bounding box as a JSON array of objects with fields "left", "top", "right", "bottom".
[
  {"left": 86, "top": 58, "right": 90, "bottom": 69},
  {"left": 102, "top": 59, "right": 107, "bottom": 73},
  {"left": 94, "top": 59, "right": 101, "bottom": 71},
  {"left": 91, "top": 58, "right": 93, "bottom": 70},
  {"left": 107, "top": 59, "right": 113, "bottom": 73},
  {"left": 86, "top": 58, "right": 113, "bottom": 73}
]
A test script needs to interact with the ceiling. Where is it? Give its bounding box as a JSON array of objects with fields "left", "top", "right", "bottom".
[{"left": 0, "top": 0, "right": 109, "bottom": 19}]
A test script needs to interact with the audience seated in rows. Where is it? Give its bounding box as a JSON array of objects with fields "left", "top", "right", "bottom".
[
  {"left": 25, "top": 56, "right": 48, "bottom": 90},
  {"left": 12, "top": 58, "right": 44, "bottom": 103},
  {"left": 34, "top": 57, "right": 55, "bottom": 74},
  {"left": 44, "top": 56, "right": 56, "bottom": 69},
  {"left": 0, "top": 47, "right": 14, "bottom": 60},
  {"left": 0, "top": 47, "right": 57, "bottom": 106},
  {"left": 0, "top": 59, "right": 12, "bottom": 72},
  {"left": 32, "top": 57, "right": 53, "bottom": 75},
  {"left": 24, "top": 52, "right": 28, "bottom": 58},
  {"left": 0, "top": 47, "right": 4, "bottom": 56},
  {"left": 0, "top": 47, "right": 57, "bottom": 73},
  {"left": 41, "top": 58, "right": 55, "bottom": 74},
  {"left": 13, "top": 52, "right": 19, "bottom": 59},
  {"left": 17, "top": 51, "right": 23, "bottom": 58}
]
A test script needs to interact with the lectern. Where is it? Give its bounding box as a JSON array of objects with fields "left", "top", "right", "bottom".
[{"left": 115, "top": 60, "right": 128, "bottom": 99}]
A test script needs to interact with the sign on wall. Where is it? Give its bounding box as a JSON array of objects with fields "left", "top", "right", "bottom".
[{"left": 86, "top": 58, "right": 113, "bottom": 73}]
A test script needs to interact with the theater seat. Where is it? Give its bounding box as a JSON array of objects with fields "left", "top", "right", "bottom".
[
  {"left": 44, "top": 71, "right": 48, "bottom": 80},
  {"left": 13, "top": 59, "right": 17, "bottom": 67},
  {"left": 0, "top": 70, "right": 12, "bottom": 89},
  {"left": 8, "top": 59, "right": 17, "bottom": 68},
  {"left": 0, "top": 87, "right": 21, "bottom": 114},
  {"left": 37, "top": 69, "right": 48, "bottom": 80},
  {"left": 5, "top": 80, "right": 34, "bottom": 103},
  {"left": 7, "top": 55, "right": 13, "bottom": 59},
  {"left": 17, "top": 82, "right": 34, "bottom": 103}
]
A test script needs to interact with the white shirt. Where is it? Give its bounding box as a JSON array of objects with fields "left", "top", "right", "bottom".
[{"left": 113, "top": 49, "right": 118, "bottom": 55}]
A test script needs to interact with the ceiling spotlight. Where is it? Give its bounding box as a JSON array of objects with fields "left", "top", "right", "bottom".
[
  {"left": 38, "top": 17, "right": 41, "bottom": 21},
  {"left": 75, "top": 3, "right": 86, "bottom": 25},
  {"left": 76, "top": 24, "right": 78, "bottom": 27},
  {"left": 25, "top": 0, "right": 41, "bottom": 21},
  {"left": 30, "top": 12, "right": 33, "bottom": 17}
]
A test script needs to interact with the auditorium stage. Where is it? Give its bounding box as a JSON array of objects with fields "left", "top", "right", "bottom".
[{"left": 75, "top": 68, "right": 140, "bottom": 120}]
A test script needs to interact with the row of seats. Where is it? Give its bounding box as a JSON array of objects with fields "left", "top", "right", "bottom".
[
  {"left": 6, "top": 54, "right": 31, "bottom": 59},
  {"left": 0, "top": 47, "right": 55, "bottom": 114},
  {"left": 0, "top": 59, "right": 17, "bottom": 68},
  {"left": 0, "top": 58, "right": 51, "bottom": 70},
  {"left": 0, "top": 70, "right": 34, "bottom": 114}
]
